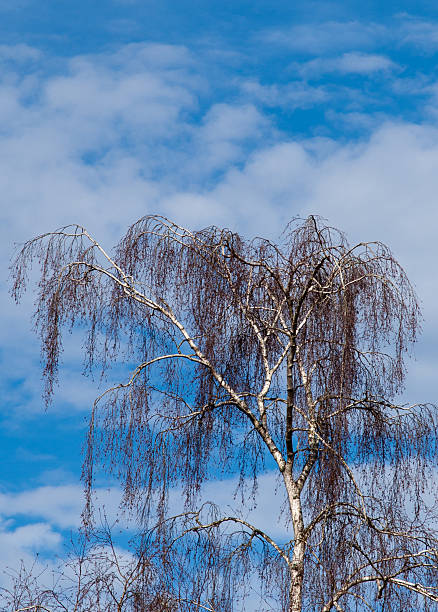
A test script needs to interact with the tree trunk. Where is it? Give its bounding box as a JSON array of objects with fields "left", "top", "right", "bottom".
[{"left": 284, "top": 473, "right": 306, "bottom": 612}]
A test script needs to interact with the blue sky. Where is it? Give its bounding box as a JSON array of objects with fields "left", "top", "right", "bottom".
[{"left": 1, "top": 0, "right": 438, "bottom": 591}]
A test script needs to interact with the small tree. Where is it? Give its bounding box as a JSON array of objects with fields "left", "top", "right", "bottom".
[{"left": 11, "top": 215, "right": 438, "bottom": 611}]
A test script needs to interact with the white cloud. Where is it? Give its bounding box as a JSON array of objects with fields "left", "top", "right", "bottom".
[
  {"left": 261, "top": 21, "right": 386, "bottom": 54},
  {"left": 398, "top": 16, "right": 438, "bottom": 51},
  {"left": 188, "top": 121, "right": 437, "bottom": 275},
  {"left": 240, "top": 79, "right": 329, "bottom": 109},
  {"left": 200, "top": 103, "right": 266, "bottom": 143},
  {"left": 261, "top": 15, "right": 438, "bottom": 59},
  {"left": 0, "top": 43, "right": 202, "bottom": 371},
  {"left": 41, "top": 49, "right": 197, "bottom": 156},
  {"left": 325, "top": 109, "right": 388, "bottom": 131},
  {"left": 186, "top": 103, "right": 271, "bottom": 176},
  {"left": 0, "top": 43, "right": 41, "bottom": 63},
  {"left": 0, "top": 521, "right": 61, "bottom": 567},
  {"left": 295, "top": 52, "right": 398, "bottom": 77},
  {"left": 0, "top": 486, "right": 85, "bottom": 529},
  {"left": 0, "top": 484, "right": 128, "bottom": 537}
]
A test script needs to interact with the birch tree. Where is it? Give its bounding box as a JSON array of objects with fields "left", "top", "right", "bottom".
[{"left": 11, "top": 215, "right": 438, "bottom": 611}]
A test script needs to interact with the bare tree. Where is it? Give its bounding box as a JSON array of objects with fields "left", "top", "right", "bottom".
[{"left": 10, "top": 215, "right": 438, "bottom": 611}]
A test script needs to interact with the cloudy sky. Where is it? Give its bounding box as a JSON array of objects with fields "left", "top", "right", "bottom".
[{"left": 1, "top": 0, "right": 438, "bottom": 589}]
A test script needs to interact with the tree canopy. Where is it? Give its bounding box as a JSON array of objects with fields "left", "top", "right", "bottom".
[{"left": 11, "top": 215, "right": 438, "bottom": 611}]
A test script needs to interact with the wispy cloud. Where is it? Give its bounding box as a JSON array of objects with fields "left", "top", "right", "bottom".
[
  {"left": 294, "top": 52, "right": 398, "bottom": 77},
  {"left": 0, "top": 43, "right": 41, "bottom": 63},
  {"left": 397, "top": 15, "right": 438, "bottom": 51},
  {"left": 240, "top": 79, "right": 329, "bottom": 109},
  {"left": 0, "top": 486, "right": 85, "bottom": 530},
  {"left": 261, "top": 21, "right": 386, "bottom": 54}
]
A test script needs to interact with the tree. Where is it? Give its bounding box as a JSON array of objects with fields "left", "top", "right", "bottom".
[{"left": 11, "top": 215, "right": 438, "bottom": 611}]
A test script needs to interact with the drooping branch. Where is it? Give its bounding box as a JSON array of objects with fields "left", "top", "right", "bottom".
[{"left": 11, "top": 215, "right": 438, "bottom": 612}]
